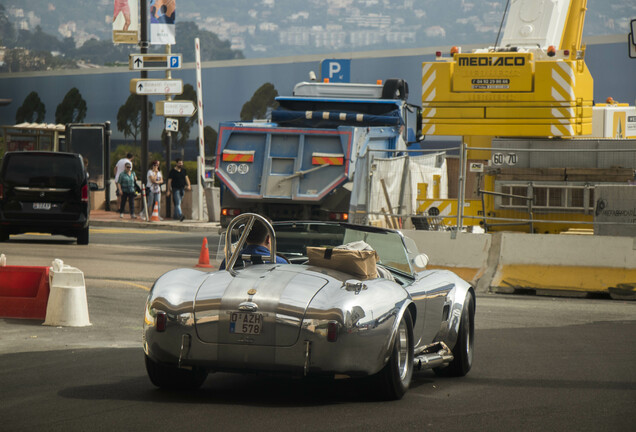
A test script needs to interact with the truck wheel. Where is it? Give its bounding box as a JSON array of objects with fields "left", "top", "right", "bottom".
[
  {"left": 434, "top": 292, "right": 474, "bottom": 377},
  {"left": 145, "top": 355, "right": 208, "bottom": 390},
  {"left": 376, "top": 309, "right": 414, "bottom": 400}
]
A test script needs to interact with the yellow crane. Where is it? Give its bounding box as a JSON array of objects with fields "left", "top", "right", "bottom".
[{"left": 415, "top": 0, "right": 635, "bottom": 234}]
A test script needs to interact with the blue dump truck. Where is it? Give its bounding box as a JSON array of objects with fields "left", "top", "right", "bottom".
[{"left": 215, "top": 79, "right": 420, "bottom": 227}]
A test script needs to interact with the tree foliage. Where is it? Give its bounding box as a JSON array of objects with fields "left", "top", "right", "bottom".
[
  {"left": 0, "top": 5, "right": 15, "bottom": 46},
  {"left": 110, "top": 144, "right": 141, "bottom": 174},
  {"left": 74, "top": 38, "right": 135, "bottom": 65},
  {"left": 116, "top": 94, "right": 154, "bottom": 144},
  {"left": 15, "top": 91, "right": 46, "bottom": 123},
  {"left": 55, "top": 87, "right": 87, "bottom": 124},
  {"left": 202, "top": 125, "right": 218, "bottom": 157},
  {"left": 173, "top": 22, "right": 244, "bottom": 62},
  {"left": 240, "top": 83, "right": 279, "bottom": 121},
  {"left": 15, "top": 26, "right": 64, "bottom": 52},
  {"left": 0, "top": 11, "right": 242, "bottom": 72}
]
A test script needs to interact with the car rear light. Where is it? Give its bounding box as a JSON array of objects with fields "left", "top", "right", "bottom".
[
  {"left": 329, "top": 212, "right": 348, "bottom": 221},
  {"left": 156, "top": 311, "right": 167, "bottom": 332},
  {"left": 221, "top": 208, "right": 241, "bottom": 217},
  {"left": 81, "top": 184, "right": 89, "bottom": 202},
  {"left": 327, "top": 321, "right": 339, "bottom": 342}
]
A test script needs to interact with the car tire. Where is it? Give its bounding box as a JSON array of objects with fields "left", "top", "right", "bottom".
[
  {"left": 0, "top": 229, "right": 8, "bottom": 242},
  {"left": 145, "top": 354, "right": 208, "bottom": 390},
  {"left": 77, "top": 227, "right": 89, "bottom": 245},
  {"left": 434, "top": 292, "right": 474, "bottom": 377},
  {"left": 376, "top": 309, "right": 414, "bottom": 400}
]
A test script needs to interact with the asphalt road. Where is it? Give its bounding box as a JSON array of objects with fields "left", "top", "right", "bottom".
[{"left": 0, "top": 229, "right": 635, "bottom": 431}]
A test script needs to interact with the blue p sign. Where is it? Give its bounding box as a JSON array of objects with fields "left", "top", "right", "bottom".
[
  {"left": 169, "top": 55, "right": 180, "bottom": 69},
  {"left": 321, "top": 59, "right": 351, "bottom": 83}
]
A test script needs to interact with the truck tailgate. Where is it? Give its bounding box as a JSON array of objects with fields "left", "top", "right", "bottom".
[{"left": 215, "top": 125, "right": 353, "bottom": 202}]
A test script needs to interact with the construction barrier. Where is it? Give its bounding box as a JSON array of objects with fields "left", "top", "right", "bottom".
[
  {"left": 43, "top": 259, "right": 91, "bottom": 327},
  {"left": 403, "top": 230, "right": 491, "bottom": 285},
  {"left": 489, "top": 233, "right": 636, "bottom": 298},
  {"left": 402, "top": 230, "right": 636, "bottom": 299},
  {"left": 0, "top": 264, "right": 50, "bottom": 320}
]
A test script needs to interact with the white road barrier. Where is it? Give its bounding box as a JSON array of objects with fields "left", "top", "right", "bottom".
[{"left": 43, "top": 259, "right": 91, "bottom": 327}]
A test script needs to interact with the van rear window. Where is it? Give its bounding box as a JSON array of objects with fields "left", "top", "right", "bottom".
[{"left": 2, "top": 154, "right": 83, "bottom": 188}]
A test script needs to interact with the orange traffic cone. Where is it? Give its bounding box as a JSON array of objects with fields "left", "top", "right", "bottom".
[
  {"left": 195, "top": 238, "right": 214, "bottom": 268},
  {"left": 150, "top": 202, "right": 160, "bottom": 222}
]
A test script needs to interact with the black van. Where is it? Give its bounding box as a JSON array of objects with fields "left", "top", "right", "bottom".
[{"left": 0, "top": 151, "right": 92, "bottom": 244}]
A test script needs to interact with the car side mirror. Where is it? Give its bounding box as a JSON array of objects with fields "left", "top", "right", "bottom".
[
  {"left": 89, "top": 182, "right": 99, "bottom": 191},
  {"left": 412, "top": 253, "right": 429, "bottom": 270}
]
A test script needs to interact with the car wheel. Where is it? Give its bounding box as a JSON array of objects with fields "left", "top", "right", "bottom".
[
  {"left": 0, "top": 229, "right": 8, "bottom": 242},
  {"left": 145, "top": 355, "right": 208, "bottom": 390},
  {"left": 77, "top": 227, "right": 89, "bottom": 245},
  {"left": 434, "top": 292, "right": 474, "bottom": 377},
  {"left": 376, "top": 309, "right": 414, "bottom": 400}
]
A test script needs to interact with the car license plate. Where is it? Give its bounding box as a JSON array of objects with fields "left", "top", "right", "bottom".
[
  {"left": 33, "top": 202, "right": 51, "bottom": 210},
  {"left": 229, "top": 312, "right": 263, "bottom": 335}
]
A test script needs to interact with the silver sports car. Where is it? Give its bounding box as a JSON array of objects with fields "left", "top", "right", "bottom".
[{"left": 143, "top": 214, "right": 475, "bottom": 400}]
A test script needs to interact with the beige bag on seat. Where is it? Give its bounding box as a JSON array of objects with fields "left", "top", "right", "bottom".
[{"left": 306, "top": 241, "right": 379, "bottom": 279}]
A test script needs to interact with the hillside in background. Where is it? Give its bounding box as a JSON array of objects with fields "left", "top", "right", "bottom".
[{"left": 1, "top": 0, "right": 634, "bottom": 60}]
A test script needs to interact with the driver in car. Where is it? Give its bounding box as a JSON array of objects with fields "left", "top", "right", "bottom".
[{"left": 220, "top": 218, "right": 288, "bottom": 270}]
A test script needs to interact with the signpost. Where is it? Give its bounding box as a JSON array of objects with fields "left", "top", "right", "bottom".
[
  {"left": 129, "top": 54, "right": 182, "bottom": 70},
  {"left": 155, "top": 100, "right": 196, "bottom": 117},
  {"left": 129, "top": 79, "right": 183, "bottom": 95}
]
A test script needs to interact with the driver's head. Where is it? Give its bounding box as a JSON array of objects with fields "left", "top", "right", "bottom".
[{"left": 246, "top": 219, "right": 271, "bottom": 247}]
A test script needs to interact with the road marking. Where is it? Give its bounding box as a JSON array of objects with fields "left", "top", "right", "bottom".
[
  {"left": 92, "top": 278, "right": 151, "bottom": 291},
  {"left": 90, "top": 242, "right": 202, "bottom": 256},
  {"left": 90, "top": 228, "right": 176, "bottom": 234}
]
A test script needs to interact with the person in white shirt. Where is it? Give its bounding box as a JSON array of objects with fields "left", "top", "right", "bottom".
[
  {"left": 146, "top": 160, "right": 164, "bottom": 219},
  {"left": 114, "top": 153, "right": 134, "bottom": 211}
]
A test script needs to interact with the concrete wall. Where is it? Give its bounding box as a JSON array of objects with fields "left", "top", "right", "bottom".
[
  {"left": 403, "top": 230, "right": 491, "bottom": 283},
  {"left": 402, "top": 229, "right": 636, "bottom": 298}
]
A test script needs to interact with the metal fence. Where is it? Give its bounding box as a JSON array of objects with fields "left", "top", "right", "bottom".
[{"left": 367, "top": 140, "right": 636, "bottom": 235}]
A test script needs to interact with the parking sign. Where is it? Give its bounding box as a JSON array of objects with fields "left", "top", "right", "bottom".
[{"left": 321, "top": 59, "right": 351, "bottom": 83}]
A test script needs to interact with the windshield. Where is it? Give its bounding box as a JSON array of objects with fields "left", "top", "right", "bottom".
[
  {"left": 274, "top": 222, "right": 413, "bottom": 275},
  {"left": 2, "top": 153, "right": 84, "bottom": 188}
]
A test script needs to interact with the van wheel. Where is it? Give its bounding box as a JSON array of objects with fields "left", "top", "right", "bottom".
[{"left": 77, "top": 227, "right": 89, "bottom": 245}]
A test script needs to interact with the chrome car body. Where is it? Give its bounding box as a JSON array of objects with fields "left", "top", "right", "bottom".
[{"left": 143, "top": 214, "right": 475, "bottom": 399}]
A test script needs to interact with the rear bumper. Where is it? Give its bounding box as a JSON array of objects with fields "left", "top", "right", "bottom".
[
  {"left": 0, "top": 213, "right": 89, "bottom": 235},
  {"left": 144, "top": 313, "right": 393, "bottom": 378}
]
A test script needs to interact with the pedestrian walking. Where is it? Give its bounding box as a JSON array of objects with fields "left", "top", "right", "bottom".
[
  {"left": 146, "top": 160, "right": 163, "bottom": 220},
  {"left": 167, "top": 158, "right": 191, "bottom": 221},
  {"left": 117, "top": 162, "right": 138, "bottom": 219},
  {"left": 114, "top": 152, "right": 134, "bottom": 211}
]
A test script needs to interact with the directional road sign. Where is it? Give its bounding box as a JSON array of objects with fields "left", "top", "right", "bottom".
[
  {"left": 155, "top": 100, "right": 197, "bottom": 117},
  {"left": 130, "top": 79, "right": 183, "bottom": 95},
  {"left": 129, "top": 54, "right": 182, "bottom": 70}
]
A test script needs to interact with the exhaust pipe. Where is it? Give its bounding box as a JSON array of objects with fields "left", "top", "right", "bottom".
[{"left": 413, "top": 341, "right": 454, "bottom": 371}]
